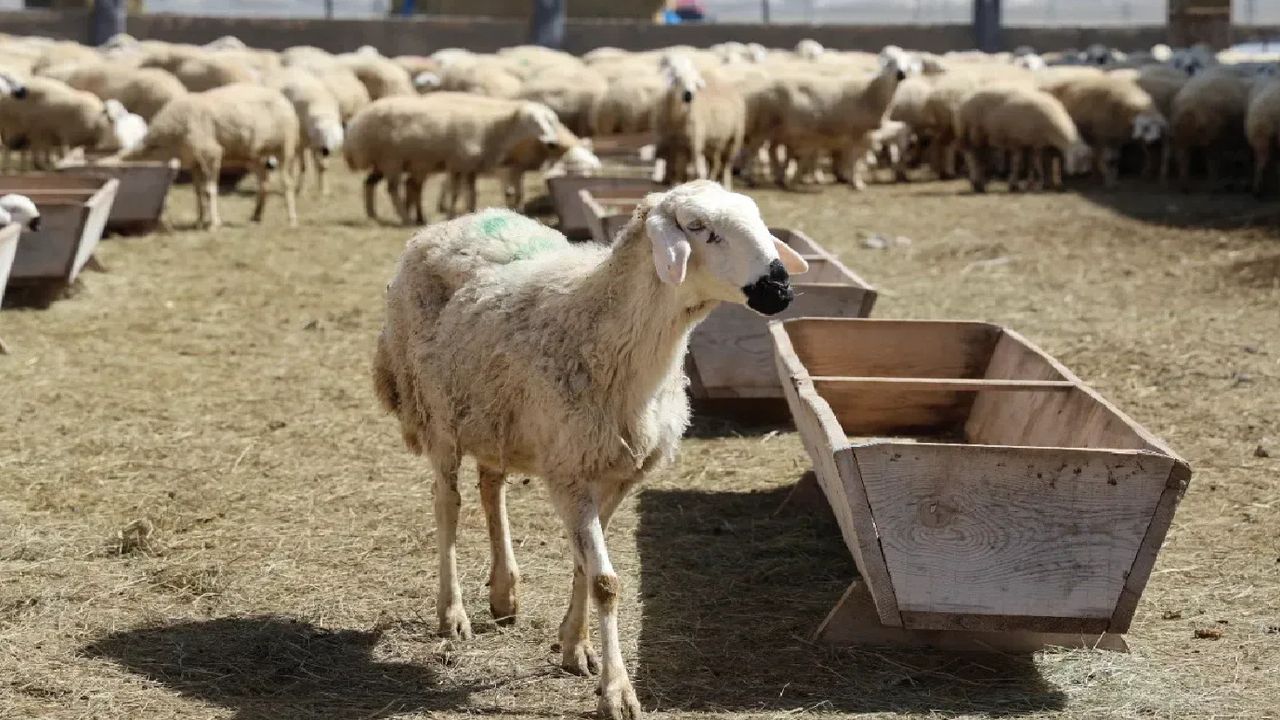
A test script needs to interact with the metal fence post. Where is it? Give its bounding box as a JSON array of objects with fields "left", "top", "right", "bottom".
[
  {"left": 530, "top": 0, "right": 566, "bottom": 49},
  {"left": 89, "top": 0, "right": 127, "bottom": 47},
  {"left": 973, "top": 0, "right": 1001, "bottom": 53}
]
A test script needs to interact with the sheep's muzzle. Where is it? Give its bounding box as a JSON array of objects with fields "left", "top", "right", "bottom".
[
  {"left": 27, "top": 216, "right": 40, "bottom": 231},
  {"left": 742, "top": 259, "right": 793, "bottom": 315}
]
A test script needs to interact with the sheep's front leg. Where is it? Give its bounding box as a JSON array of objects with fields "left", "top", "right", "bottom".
[
  {"left": 251, "top": 165, "right": 269, "bottom": 223},
  {"left": 479, "top": 467, "right": 519, "bottom": 623},
  {"left": 432, "top": 456, "right": 472, "bottom": 640},
  {"left": 363, "top": 171, "right": 382, "bottom": 220},
  {"left": 313, "top": 148, "right": 329, "bottom": 196},
  {"left": 1253, "top": 144, "right": 1272, "bottom": 198},
  {"left": 553, "top": 483, "right": 639, "bottom": 719}
]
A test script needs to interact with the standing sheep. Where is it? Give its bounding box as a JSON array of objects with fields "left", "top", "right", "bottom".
[
  {"left": 272, "top": 67, "right": 344, "bottom": 195},
  {"left": 123, "top": 83, "right": 299, "bottom": 229},
  {"left": 1041, "top": 73, "right": 1166, "bottom": 187},
  {"left": 372, "top": 180, "right": 809, "bottom": 720},
  {"left": 955, "top": 85, "right": 1089, "bottom": 192},
  {"left": 653, "top": 57, "right": 746, "bottom": 189},
  {"left": 1246, "top": 78, "right": 1280, "bottom": 197},
  {"left": 1167, "top": 69, "right": 1252, "bottom": 191}
]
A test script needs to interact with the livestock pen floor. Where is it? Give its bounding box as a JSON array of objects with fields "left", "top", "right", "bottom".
[{"left": 2, "top": 167, "right": 1277, "bottom": 720}]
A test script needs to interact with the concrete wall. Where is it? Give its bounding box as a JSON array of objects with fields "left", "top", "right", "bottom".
[{"left": 1, "top": 9, "right": 1277, "bottom": 54}]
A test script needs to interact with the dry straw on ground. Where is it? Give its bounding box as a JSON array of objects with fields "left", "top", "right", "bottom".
[{"left": 1, "top": 168, "right": 1277, "bottom": 719}]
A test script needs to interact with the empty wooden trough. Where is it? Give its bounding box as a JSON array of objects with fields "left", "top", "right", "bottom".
[
  {"left": 772, "top": 318, "right": 1190, "bottom": 652},
  {"left": 57, "top": 154, "right": 178, "bottom": 234},
  {"left": 0, "top": 174, "right": 119, "bottom": 299},
  {"left": 547, "top": 135, "right": 664, "bottom": 241},
  {"left": 580, "top": 189, "right": 877, "bottom": 411}
]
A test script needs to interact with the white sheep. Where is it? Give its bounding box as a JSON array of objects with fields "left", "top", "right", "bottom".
[
  {"left": 0, "top": 193, "right": 41, "bottom": 230},
  {"left": 343, "top": 93, "right": 562, "bottom": 225},
  {"left": 103, "top": 98, "right": 147, "bottom": 153},
  {"left": 1167, "top": 68, "right": 1251, "bottom": 191},
  {"left": 372, "top": 180, "right": 809, "bottom": 720},
  {"left": 1040, "top": 73, "right": 1166, "bottom": 186},
  {"left": 1246, "top": 78, "right": 1280, "bottom": 197},
  {"left": 955, "top": 85, "right": 1090, "bottom": 192},
  {"left": 0, "top": 76, "right": 131, "bottom": 168},
  {"left": 653, "top": 56, "right": 746, "bottom": 189},
  {"left": 272, "top": 67, "right": 344, "bottom": 195},
  {"left": 122, "top": 83, "right": 299, "bottom": 229}
]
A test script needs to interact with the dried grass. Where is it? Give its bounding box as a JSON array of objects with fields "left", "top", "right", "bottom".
[{"left": 0, "top": 169, "right": 1277, "bottom": 719}]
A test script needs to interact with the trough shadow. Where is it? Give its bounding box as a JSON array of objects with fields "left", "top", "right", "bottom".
[
  {"left": 636, "top": 486, "right": 1068, "bottom": 715},
  {"left": 81, "top": 615, "right": 474, "bottom": 720},
  {"left": 686, "top": 400, "right": 794, "bottom": 439}
]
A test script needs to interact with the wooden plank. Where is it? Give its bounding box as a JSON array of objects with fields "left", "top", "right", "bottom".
[
  {"left": 58, "top": 159, "right": 177, "bottom": 229},
  {"left": 547, "top": 175, "right": 663, "bottom": 240},
  {"left": 855, "top": 442, "right": 1173, "bottom": 620},
  {"left": 1109, "top": 460, "right": 1192, "bottom": 633},
  {"left": 814, "top": 581, "right": 1128, "bottom": 653},
  {"left": 822, "top": 384, "right": 976, "bottom": 437},
  {"left": 0, "top": 174, "right": 106, "bottom": 191},
  {"left": 9, "top": 202, "right": 90, "bottom": 282},
  {"left": 813, "top": 377, "right": 1077, "bottom": 392},
  {"left": 902, "top": 611, "right": 1111, "bottom": 634},
  {"left": 68, "top": 178, "right": 117, "bottom": 284},
  {"left": 783, "top": 318, "right": 1001, "bottom": 380},
  {"left": 771, "top": 322, "right": 903, "bottom": 627},
  {"left": 690, "top": 284, "right": 874, "bottom": 397}
]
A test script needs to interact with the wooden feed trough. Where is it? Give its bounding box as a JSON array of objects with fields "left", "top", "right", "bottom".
[
  {"left": 580, "top": 187, "right": 644, "bottom": 244},
  {"left": 0, "top": 175, "right": 119, "bottom": 298},
  {"left": 57, "top": 154, "right": 178, "bottom": 234},
  {"left": 772, "top": 318, "right": 1190, "bottom": 653},
  {"left": 546, "top": 136, "right": 664, "bottom": 241}
]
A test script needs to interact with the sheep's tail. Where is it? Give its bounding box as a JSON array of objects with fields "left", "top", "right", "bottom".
[{"left": 372, "top": 331, "right": 399, "bottom": 414}]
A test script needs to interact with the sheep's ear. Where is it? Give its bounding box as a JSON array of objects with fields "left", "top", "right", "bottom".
[
  {"left": 644, "top": 207, "right": 691, "bottom": 285},
  {"left": 772, "top": 237, "right": 809, "bottom": 275}
]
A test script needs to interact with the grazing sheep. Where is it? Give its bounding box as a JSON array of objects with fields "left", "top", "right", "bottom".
[
  {"left": 315, "top": 65, "right": 371, "bottom": 123},
  {"left": 343, "top": 93, "right": 562, "bottom": 225},
  {"left": 123, "top": 83, "right": 299, "bottom": 229},
  {"left": 272, "top": 67, "right": 344, "bottom": 195},
  {"left": 170, "top": 52, "right": 258, "bottom": 92},
  {"left": 1167, "top": 69, "right": 1252, "bottom": 191},
  {"left": 0, "top": 193, "right": 41, "bottom": 230},
  {"left": 653, "top": 57, "right": 746, "bottom": 189},
  {"left": 590, "top": 71, "right": 666, "bottom": 135},
  {"left": 372, "top": 180, "right": 809, "bottom": 720},
  {"left": 0, "top": 77, "right": 129, "bottom": 167},
  {"left": 1246, "top": 78, "right": 1280, "bottom": 197},
  {"left": 955, "top": 85, "right": 1089, "bottom": 192},
  {"left": 1041, "top": 73, "right": 1166, "bottom": 186},
  {"left": 103, "top": 99, "right": 147, "bottom": 153}
]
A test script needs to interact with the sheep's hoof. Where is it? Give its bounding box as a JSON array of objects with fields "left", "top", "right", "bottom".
[
  {"left": 597, "top": 680, "right": 641, "bottom": 720},
  {"left": 561, "top": 639, "right": 600, "bottom": 676},
  {"left": 489, "top": 584, "right": 520, "bottom": 625},
  {"left": 437, "top": 604, "right": 473, "bottom": 640}
]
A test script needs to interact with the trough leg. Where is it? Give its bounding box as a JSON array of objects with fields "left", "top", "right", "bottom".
[
  {"left": 552, "top": 482, "right": 640, "bottom": 720},
  {"left": 479, "top": 467, "right": 520, "bottom": 624},
  {"left": 815, "top": 581, "right": 1129, "bottom": 653},
  {"left": 431, "top": 455, "right": 472, "bottom": 640}
]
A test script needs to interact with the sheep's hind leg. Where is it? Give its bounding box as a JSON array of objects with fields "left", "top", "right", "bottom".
[
  {"left": 363, "top": 171, "right": 382, "bottom": 220},
  {"left": 251, "top": 164, "right": 269, "bottom": 223},
  {"left": 551, "top": 483, "right": 640, "bottom": 720},
  {"left": 479, "top": 466, "right": 519, "bottom": 624},
  {"left": 431, "top": 454, "right": 472, "bottom": 640}
]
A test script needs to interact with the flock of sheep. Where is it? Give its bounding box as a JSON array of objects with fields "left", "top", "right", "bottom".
[{"left": 0, "top": 33, "right": 1278, "bottom": 234}]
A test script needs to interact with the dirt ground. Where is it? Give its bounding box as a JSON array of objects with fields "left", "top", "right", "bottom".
[{"left": 1, "top": 167, "right": 1277, "bottom": 720}]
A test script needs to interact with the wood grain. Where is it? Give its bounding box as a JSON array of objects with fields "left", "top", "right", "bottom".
[
  {"left": 783, "top": 318, "right": 1001, "bottom": 380},
  {"left": 772, "top": 322, "right": 903, "bottom": 626},
  {"left": 9, "top": 178, "right": 117, "bottom": 285},
  {"left": 856, "top": 442, "right": 1173, "bottom": 619},
  {"left": 815, "top": 581, "right": 1129, "bottom": 652},
  {"left": 58, "top": 159, "right": 177, "bottom": 229},
  {"left": 546, "top": 176, "right": 663, "bottom": 240},
  {"left": 1109, "top": 460, "right": 1192, "bottom": 632}
]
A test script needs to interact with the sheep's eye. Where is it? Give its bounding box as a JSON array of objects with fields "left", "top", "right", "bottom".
[{"left": 685, "top": 219, "right": 705, "bottom": 232}]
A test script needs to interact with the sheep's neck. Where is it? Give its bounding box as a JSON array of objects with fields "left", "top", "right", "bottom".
[{"left": 581, "top": 224, "right": 706, "bottom": 415}]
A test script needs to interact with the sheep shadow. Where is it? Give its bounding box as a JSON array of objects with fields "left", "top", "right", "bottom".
[
  {"left": 687, "top": 399, "right": 794, "bottom": 439},
  {"left": 81, "top": 615, "right": 468, "bottom": 720},
  {"left": 635, "top": 486, "right": 1067, "bottom": 715}
]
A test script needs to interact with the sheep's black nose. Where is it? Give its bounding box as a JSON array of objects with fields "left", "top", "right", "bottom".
[
  {"left": 681, "top": 90, "right": 693, "bottom": 103},
  {"left": 27, "top": 216, "right": 41, "bottom": 231},
  {"left": 319, "top": 146, "right": 331, "bottom": 158},
  {"left": 896, "top": 69, "right": 906, "bottom": 81},
  {"left": 12, "top": 86, "right": 26, "bottom": 99},
  {"left": 742, "top": 259, "right": 793, "bottom": 316}
]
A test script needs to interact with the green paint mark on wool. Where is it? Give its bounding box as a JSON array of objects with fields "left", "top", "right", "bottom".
[
  {"left": 477, "top": 212, "right": 510, "bottom": 238},
  {"left": 511, "top": 233, "right": 562, "bottom": 261}
]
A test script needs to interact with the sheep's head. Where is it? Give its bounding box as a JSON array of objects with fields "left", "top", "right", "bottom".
[
  {"left": 0, "top": 72, "right": 28, "bottom": 100},
  {"left": 0, "top": 194, "right": 41, "bottom": 231},
  {"left": 516, "top": 103, "right": 563, "bottom": 149},
  {"left": 662, "top": 56, "right": 704, "bottom": 104},
  {"left": 1132, "top": 111, "right": 1167, "bottom": 144},
  {"left": 308, "top": 117, "right": 344, "bottom": 156},
  {"left": 99, "top": 99, "right": 148, "bottom": 153},
  {"left": 640, "top": 181, "right": 808, "bottom": 315},
  {"left": 413, "top": 71, "right": 442, "bottom": 92}
]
